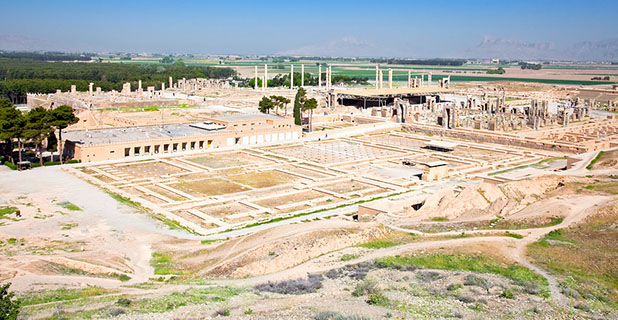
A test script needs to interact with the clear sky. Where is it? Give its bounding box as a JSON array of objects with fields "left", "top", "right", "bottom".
[{"left": 1, "top": 0, "right": 617, "bottom": 57}]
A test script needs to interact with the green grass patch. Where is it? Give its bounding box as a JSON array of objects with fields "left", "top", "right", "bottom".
[
  {"left": 375, "top": 253, "right": 548, "bottom": 288},
  {"left": 151, "top": 252, "right": 186, "bottom": 276},
  {"left": 358, "top": 240, "right": 398, "bottom": 249},
  {"left": 488, "top": 165, "right": 528, "bottom": 176},
  {"left": 57, "top": 201, "right": 82, "bottom": 211},
  {"left": 340, "top": 254, "right": 360, "bottom": 262},
  {"left": 20, "top": 286, "right": 113, "bottom": 306},
  {"left": 0, "top": 206, "right": 18, "bottom": 219},
  {"left": 504, "top": 231, "right": 523, "bottom": 239},
  {"left": 431, "top": 217, "right": 448, "bottom": 222},
  {"left": 586, "top": 151, "right": 605, "bottom": 170}
]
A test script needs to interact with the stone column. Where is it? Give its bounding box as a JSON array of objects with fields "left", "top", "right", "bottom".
[
  {"left": 264, "top": 64, "right": 267, "bottom": 89},
  {"left": 379, "top": 70, "right": 383, "bottom": 89},
  {"left": 375, "top": 66, "right": 379, "bottom": 89},
  {"left": 96, "top": 87, "right": 101, "bottom": 95},
  {"left": 254, "top": 65, "right": 258, "bottom": 90},
  {"left": 326, "top": 66, "right": 330, "bottom": 90},
  {"left": 301, "top": 64, "right": 304, "bottom": 87},
  {"left": 318, "top": 65, "right": 322, "bottom": 88},
  {"left": 88, "top": 83, "right": 93, "bottom": 95},
  {"left": 388, "top": 69, "right": 393, "bottom": 89},
  {"left": 428, "top": 73, "right": 432, "bottom": 87},
  {"left": 70, "top": 85, "right": 76, "bottom": 94},
  {"left": 290, "top": 65, "right": 294, "bottom": 89},
  {"left": 162, "top": 82, "right": 165, "bottom": 91},
  {"left": 169, "top": 77, "right": 172, "bottom": 89}
]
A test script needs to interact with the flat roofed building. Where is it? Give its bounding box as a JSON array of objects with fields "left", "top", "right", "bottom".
[{"left": 62, "top": 113, "right": 300, "bottom": 162}]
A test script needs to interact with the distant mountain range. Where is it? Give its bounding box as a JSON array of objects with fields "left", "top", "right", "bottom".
[{"left": 460, "top": 36, "right": 618, "bottom": 61}]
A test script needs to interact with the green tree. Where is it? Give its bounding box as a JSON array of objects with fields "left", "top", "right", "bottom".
[
  {"left": 269, "top": 95, "right": 291, "bottom": 116},
  {"left": 258, "top": 96, "right": 274, "bottom": 114},
  {"left": 0, "top": 99, "right": 24, "bottom": 164},
  {"left": 49, "top": 105, "right": 78, "bottom": 164},
  {"left": 303, "top": 98, "right": 318, "bottom": 132},
  {"left": 24, "top": 107, "right": 53, "bottom": 166},
  {"left": 293, "top": 88, "right": 306, "bottom": 126},
  {"left": 0, "top": 99, "right": 21, "bottom": 164},
  {"left": 0, "top": 282, "right": 20, "bottom": 320}
]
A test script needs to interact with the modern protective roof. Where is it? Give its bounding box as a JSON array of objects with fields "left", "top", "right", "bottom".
[{"left": 334, "top": 86, "right": 451, "bottom": 98}]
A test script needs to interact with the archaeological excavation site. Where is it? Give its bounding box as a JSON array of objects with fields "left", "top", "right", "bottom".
[{"left": 1, "top": 2, "right": 618, "bottom": 319}]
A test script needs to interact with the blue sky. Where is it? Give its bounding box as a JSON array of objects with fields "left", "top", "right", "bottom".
[{"left": 1, "top": 0, "right": 617, "bottom": 57}]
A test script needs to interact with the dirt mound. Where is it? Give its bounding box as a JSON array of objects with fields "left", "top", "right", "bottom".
[
  {"left": 416, "top": 175, "right": 576, "bottom": 220},
  {"left": 591, "top": 149, "right": 618, "bottom": 170},
  {"left": 202, "top": 224, "right": 389, "bottom": 278}
]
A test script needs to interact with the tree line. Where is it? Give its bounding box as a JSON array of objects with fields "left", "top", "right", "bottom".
[
  {"left": 0, "top": 99, "right": 78, "bottom": 168},
  {"left": 369, "top": 58, "right": 466, "bottom": 66},
  {"left": 0, "top": 57, "right": 236, "bottom": 102},
  {"left": 245, "top": 72, "right": 368, "bottom": 88},
  {"left": 0, "top": 51, "right": 93, "bottom": 61}
]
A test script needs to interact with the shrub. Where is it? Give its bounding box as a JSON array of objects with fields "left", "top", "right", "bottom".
[
  {"left": 464, "top": 274, "right": 492, "bottom": 293},
  {"left": 254, "top": 274, "right": 323, "bottom": 295},
  {"left": 108, "top": 307, "right": 125, "bottom": 316},
  {"left": 352, "top": 278, "right": 378, "bottom": 297},
  {"left": 4, "top": 161, "right": 17, "bottom": 170},
  {"left": 244, "top": 308, "right": 253, "bottom": 315},
  {"left": 574, "top": 302, "right": 591, "bottom": 312},
  {"left": 0, "top": 283, "right": 21, "bottom": 319},
  {"left": 116, "top": 297, "right": 131, "bottom": 307},
  {"left": 314, "top": 311, "right": 371, "bottom": 320},
  {"left": 457, "top": 295, "right": 475, "bottom": 303},
  {"left": 215, "top": 307, "right": 230, "bottom": 316},
  {"left": 366, "top": 292, "right": 391, "bottom": 307},
  {"left": 501, "top": 288, "right": 515, "bottom": 299},
  {"left": 447, "top": 283, "right": 464, "bottom": 291}
]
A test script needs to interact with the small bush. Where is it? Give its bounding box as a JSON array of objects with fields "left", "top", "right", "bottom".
[
  {"left": 254, "top": 274, "right": 323, "bottom": 295},
  {"left": 244, "top": 308, "right": 253, "bottom": 315},
  {"left": 464, "top": 274, "right": 492, "bottom": 293},
  {"left": 4, "top": 161, "right": 17, "bottom": 170},
  {"left": 116, "top": 297, "right": 132, "bottom": 307},
  {"left": 574, "top": 302, "right": 591, "bottom": 312},
  {"left": 118, "top": 274, "right": 131, "bottom": 282},
  {"left": 447, "top": 283, "right": 464, "bottom": 291},
  {"left": 215, "top": 307, "right": 230, "bottom": 316},
  {"left": 504, "top": 231, "right": 523, "bottom": 239},
  {"left": 501, "top": 289, "right": 515, "bottom": 299},
  {"left": 108, "top": 307, "right": 125, "bottom": 316},
  {"left": 314, "top": 311, "right": 371, "bottom": 320},
  {"left": 366, "top": 292, "right": 391, "bottom": 306},
  {"left": 352, "top": 278, "right": 378, "bottom": 297},
  {"left": 457, "top": 295, "right": 475, "bottom": 303},
  {"left": 561, "top": 287, "right": 580, "bottom": 298}
]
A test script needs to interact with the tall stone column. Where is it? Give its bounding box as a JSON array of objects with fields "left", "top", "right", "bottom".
[
  {"left": 88, "top": 83, "right": 93, "bottom": 95},
  {"left": 254, "top": 66, "right": 258, "bottom": 90},
  {"left": 301, "top": 64, "right": 304, "bottom": 87},
  {"left": 388, "top": 69, "right": 393, "bottom": 89},
  {"left": 162, "top": 82, "right": 165, "bottom": 91},
  {"left": 328, "top": 66, "right": 332, "bottom": 89},
  {"left": 169, "top": 76, "right": 172, "bottom": 89},
  {"left": 264, "top": 64, "right": 267, "bottom": 89},
  {"left": 290, "top": 65, "right": 294, "bottom": 89},
  {"left": 326, "top": 66, "right": 330, "bottom": 90},
  {"left": 318, "top": 65, "right": 322, "bottom": 88},
  {"left": 375, "top": 66, "right": 379, "bottom": 89},
  {"left": 428, "top": 73, "right": 432, "bottom": 87},
  {"left": 379, "top": 70, "right": 383, "bottom": 89}
]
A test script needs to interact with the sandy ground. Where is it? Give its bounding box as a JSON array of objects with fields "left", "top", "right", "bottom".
[{"left": 0, "top": 165, "right": 195, "bottom": 291}]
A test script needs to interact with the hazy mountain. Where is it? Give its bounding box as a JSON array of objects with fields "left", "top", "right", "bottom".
[
  {"left": 569, "top": 38, "right": 618, "bottom": 61},
  {"left": 459, "top": 36, "right": 618, "bottom": 61},
  {"left": 280, "top": 36, "right": 379, "bottom": 57}
]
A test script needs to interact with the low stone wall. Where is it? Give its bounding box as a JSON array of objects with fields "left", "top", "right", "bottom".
[{"left": 402, "top": 123, "right": 593, "bottom": 153}]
